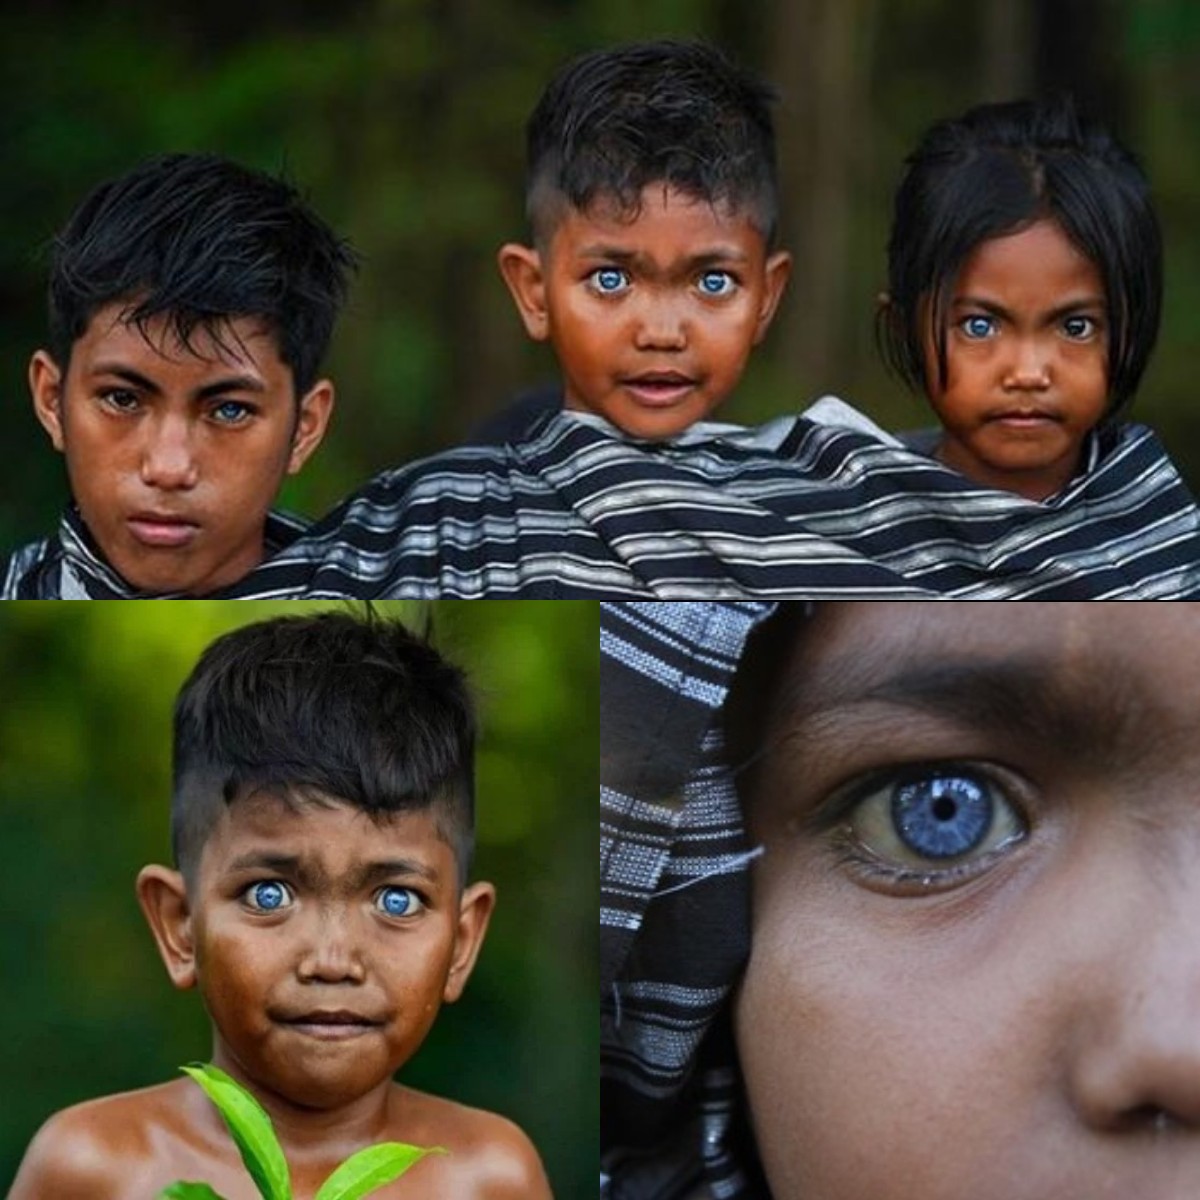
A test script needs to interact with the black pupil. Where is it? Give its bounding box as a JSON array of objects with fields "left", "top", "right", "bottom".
[{"left": 932, "top": 797, "right": 957, "bottom": 821}]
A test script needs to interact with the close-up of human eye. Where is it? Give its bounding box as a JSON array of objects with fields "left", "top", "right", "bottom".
[
  {"left": 587, "top": 266, "right": 630, "bottom": 295},
  {"left": 208, "top": 398, "right": 256, "bottom": 426},
  {"left": 1060, "top": 313, "right": 1099, "bottom": 340},
  {"left": 696, "top": 269, "right": 736, "bottom": 297},
  {"left": 97, "top": 387, "right": 140, "bottom": 413},
  {"left": 243, "top": 879, "right": 294, "bottom": 912},
  {"left": 833, "top": 764, "right": 1028, "bottom": 889},
  {"left": 374, "top": 884, "right": 425, "bottom": 918},
  {"left": 957, "top": 313, "right": 996, "bottom": 340}
]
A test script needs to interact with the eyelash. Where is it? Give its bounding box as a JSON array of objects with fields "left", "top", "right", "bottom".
[{"left": 820, "top": 761, "right": 1030, "bottom": 894}]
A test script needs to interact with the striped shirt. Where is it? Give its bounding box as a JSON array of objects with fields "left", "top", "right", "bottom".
[
  {"left": 601, "top": 601, "right": 777, "bottom": 1200},
  {"left": 4, "top": 406, "right": 1198, "bottom": 598}
]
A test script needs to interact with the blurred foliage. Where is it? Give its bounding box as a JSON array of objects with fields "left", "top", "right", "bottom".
[
  {"left": 0, "top": 601, "right": 599, "bottom": 1198},
  {"left": 2, "top": 0, "right": 1199, "bottom": 553}
]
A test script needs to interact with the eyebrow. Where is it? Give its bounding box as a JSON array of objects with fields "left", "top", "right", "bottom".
[
  {"left": 950, "top": 296, "right": 1106, "bottom": 320},
  {"left": 225, "top": 852, "right": 440, "bottom": 890},
  {"left": 778, "top": 656, "right": 1120, "bottom": 763},
  {"left": 89, "top": 363, "right": 267, "bottom": 398},
  {"left": 576, "top": 244, "right": 752, "bottom": 269}
]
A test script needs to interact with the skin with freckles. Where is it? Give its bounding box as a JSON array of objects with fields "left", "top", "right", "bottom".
[
  {"left": 498, "top": 185, "right": 791, "bottom": 440},
  {"left": 734, "top": 603, "right": 1200, "bottom": 1200},
  {"left": 9, "top": 794, "right": 551, "bottom": 1200},
  {"left": 29, "top": 302, "right": 333, "bottom": 595},
  {"left": 924, "top": 218, "right": 1109, "bottom": 500}
]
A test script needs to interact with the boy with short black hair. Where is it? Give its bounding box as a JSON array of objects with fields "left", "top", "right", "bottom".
[
  {"left": 11, "top": 610, "right": 551, "bottom": 1199},
  {"left": 2, "top": 153, "right": 356, "bottom": 598},
  {"left": 497, "top": 39, "right": 794, "bottom": 442}
]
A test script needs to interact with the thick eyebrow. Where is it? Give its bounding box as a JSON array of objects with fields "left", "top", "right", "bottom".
[
  {"left": 225, "top": 851, "right": 439, "bottom": 890},
  {"left": 88, "top": 362, "right": 266, "bottom": 399},
  {"left": 777, "top": 657, "right": 1116, "bottom": 763}
]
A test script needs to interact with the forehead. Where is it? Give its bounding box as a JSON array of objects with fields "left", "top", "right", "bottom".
[
  {"left": 198, "top": 792, "right": 455, "bottom": 882},
  {"left": 70, "top": 300, "right": 285, "bottom": 379},
  {"left": 951, "top": 219, "right": 1103, "bottom": 300},
  {"left": 765, "top": 603, "right": 1200, "bottom": 747},
  {"left": 549, "top": 184, "right": 766, "bottom": 259}
]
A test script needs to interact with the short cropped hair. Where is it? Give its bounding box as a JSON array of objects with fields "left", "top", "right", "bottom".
[
  {"left": 525, "top": 39, "right": 780, "bottom": 244},
  {"left": 878, "top": 96, "right": 1162, "bottom": 419},
  {"left": 47, "top": 152, "right": 358, "bottom": 397},
  {"left": 171, "top": 610, "right": 475, "bottom": 887}
]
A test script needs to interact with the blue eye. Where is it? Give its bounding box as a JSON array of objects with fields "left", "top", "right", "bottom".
[
  {"left": 843, "top": 766, "right": 1027, "bottom": 879},
  {"left": 960, "top": 314, "right": 996, "bottom": 339},
  {"left": 377, "top": 886, "right": 423, "bottom": 917},
  {"left": 589, "top": 267, "right": 629, "bottom": 295},
  {"left": 891, "top": 775, "right": 993, "bottom": 859},
  {"left": 246, "top": 881, "right": 290, "bottom": 911},
  {"left": 698, "top": 270, "right": 735, "bottom": 297},
  {"left": 211, "top": 400, "right": 254, "bottom": 425}
]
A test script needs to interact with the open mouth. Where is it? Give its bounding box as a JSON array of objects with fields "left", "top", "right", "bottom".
[{"left": 621, "top": 373, "right": 697, "bottom": 407}]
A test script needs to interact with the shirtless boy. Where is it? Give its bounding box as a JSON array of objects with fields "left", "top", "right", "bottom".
[{"left": 10, "top": 611, "right": 552, "bottom": 1199}]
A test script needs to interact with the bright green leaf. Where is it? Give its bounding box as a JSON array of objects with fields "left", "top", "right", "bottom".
[
  {"left": 313, "top": 1143, "right": 446, "bottom": 1200},
  {"left": 180, "top": 1063, "right": 292, "bottom": 1200},
  {"left": 157, "top": 1183, "right": 229, "bottom": 1199}
]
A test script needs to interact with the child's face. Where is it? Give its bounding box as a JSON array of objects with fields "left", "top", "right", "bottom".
[
  {"left": 146, "top": 794, "right": 490, "bottom": 1111},
  {"left": 925, "top": 218, "right": 1108, "bottom": 500},
  {"left": 736, "top": 603, "right": 1200, "bottom": 1198},
  {"left": 499, "top": 185, "right": 790, "bottom": 440},
  {"left": 29, "top": 303, "right": 332, "bottom": 594}
]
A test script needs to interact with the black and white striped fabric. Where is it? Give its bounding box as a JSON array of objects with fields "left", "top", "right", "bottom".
[
  {"left": 603, "top": 599, "right": 1200, "bottom": 1200},
  {"left": 5, "top": 408, "right": 1198, "bottom": 598},
  {"left": 601, "top": 601, "right": 778, "bottom": 1200},
  {"left": 0, "top": 507, "right": 309, "bottom": 599}
]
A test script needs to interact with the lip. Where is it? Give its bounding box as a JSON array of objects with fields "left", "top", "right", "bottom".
[
  {"left": 620, "top": 373, "right": 697, "bottom": 408},
  {"left": 127, "top": 512, "right": 201, "bottom": 548},
  {"left": 274, "top": 1009, "right": 384, "bottom": 1040}
]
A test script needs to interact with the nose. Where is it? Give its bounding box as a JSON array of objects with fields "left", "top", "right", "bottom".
[
  {"left": 1001, "top": 338, "right": 1051, "bottom": 391},
  {"left": 1068, "top": 882, "right": 1200, "bottom": 1133},
  {"left": 633, "top": 292, "right": 688, "bottom": 351},
  {"left": 296, "top": 908, "right": 366, "bottom": 985},
  {"left": 139, "top": 413, "right": 199, "bottom": 490}
]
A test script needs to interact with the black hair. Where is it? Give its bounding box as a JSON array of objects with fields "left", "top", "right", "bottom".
[
  {"left": 171, "top": 609, "right": 475, "bottom": 887},
  {"left": 47, "top": 152, "right": 358, "bottom": 397},
  {"left": 524, "top": 39, "right": 780, "bottom": 244},
  {"left": 878, "top": 96, "right": 1162, "bottom": 419}
]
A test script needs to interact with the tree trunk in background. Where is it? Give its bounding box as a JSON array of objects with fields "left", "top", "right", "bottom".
[
  {"left": 770, "top": 0, "right": 877, "bottom": 393},
  {"left": 981, "top": 0, "right": 1034, "bottom": 99}
]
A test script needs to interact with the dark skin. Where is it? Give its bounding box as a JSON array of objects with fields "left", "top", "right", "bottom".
[{"left": 9, "top": 796, "right": 552, "bottom": 1199}]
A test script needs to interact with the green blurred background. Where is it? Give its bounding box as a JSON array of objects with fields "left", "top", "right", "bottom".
[
  {"left": 0, "top": 600, "right": 598, "bottom": 1196},
  {"left": 2, "top": 0, "right": 1198, "bottom": 551}
]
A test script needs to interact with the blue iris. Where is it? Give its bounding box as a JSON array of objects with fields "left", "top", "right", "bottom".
[
  {"left": 379, "top": 886, "right": 414, "bottom": 917},
  {"left": 251, "top": 881, "right": 287, "bottom": 910},
  {"left": 891, "top": 774, "right": 992, "bottom": 859}
]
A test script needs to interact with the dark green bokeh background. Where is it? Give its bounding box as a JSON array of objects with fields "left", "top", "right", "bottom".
[
  {"left": 2, "top": 0, "right": 1198, "bottom": 555},
  {"left": 0, "top": 600, "right": 598, "bottom": 1197}
]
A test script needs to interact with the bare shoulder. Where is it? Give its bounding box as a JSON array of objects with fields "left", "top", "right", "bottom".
[
  {"left": 9, "top": 1081, "right": 190, "bottom": 1200},
  {"left": 390, "top": 1086, "right": 553, "bottom": 1199}
]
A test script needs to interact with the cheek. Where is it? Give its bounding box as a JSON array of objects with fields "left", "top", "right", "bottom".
[{"left": 736, "top": 888, "right": 1066, "bottom": 1197}]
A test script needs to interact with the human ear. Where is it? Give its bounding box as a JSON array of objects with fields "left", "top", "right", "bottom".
[
  {"left": 752, "top": 251, "right": 793, "bottom": 344},
  {"left": 29, "top": 350, "right": 66, "bottom": 452},
  {"left": 286, "top": 379, "right": 335, "bottom": 475},
  {"left": 442, "top": 880, "right": 496, "bottom": 1003},
  {"left": 136, "top": 864, "right": 197, "bottom": 990},
  {"left": 497, "top": 243, "right": 550, "bottom": 342}
]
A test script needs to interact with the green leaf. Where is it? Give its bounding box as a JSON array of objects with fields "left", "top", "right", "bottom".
[
  {"left": 157, "top": 1183, "right": 229, "bottom": 1199},
  {"left": 313, "top": 1143, "right": 446, "bottom": 1200},
  {"left": 180, "top": 1063, "right": 292, "bottom": 1200}
]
